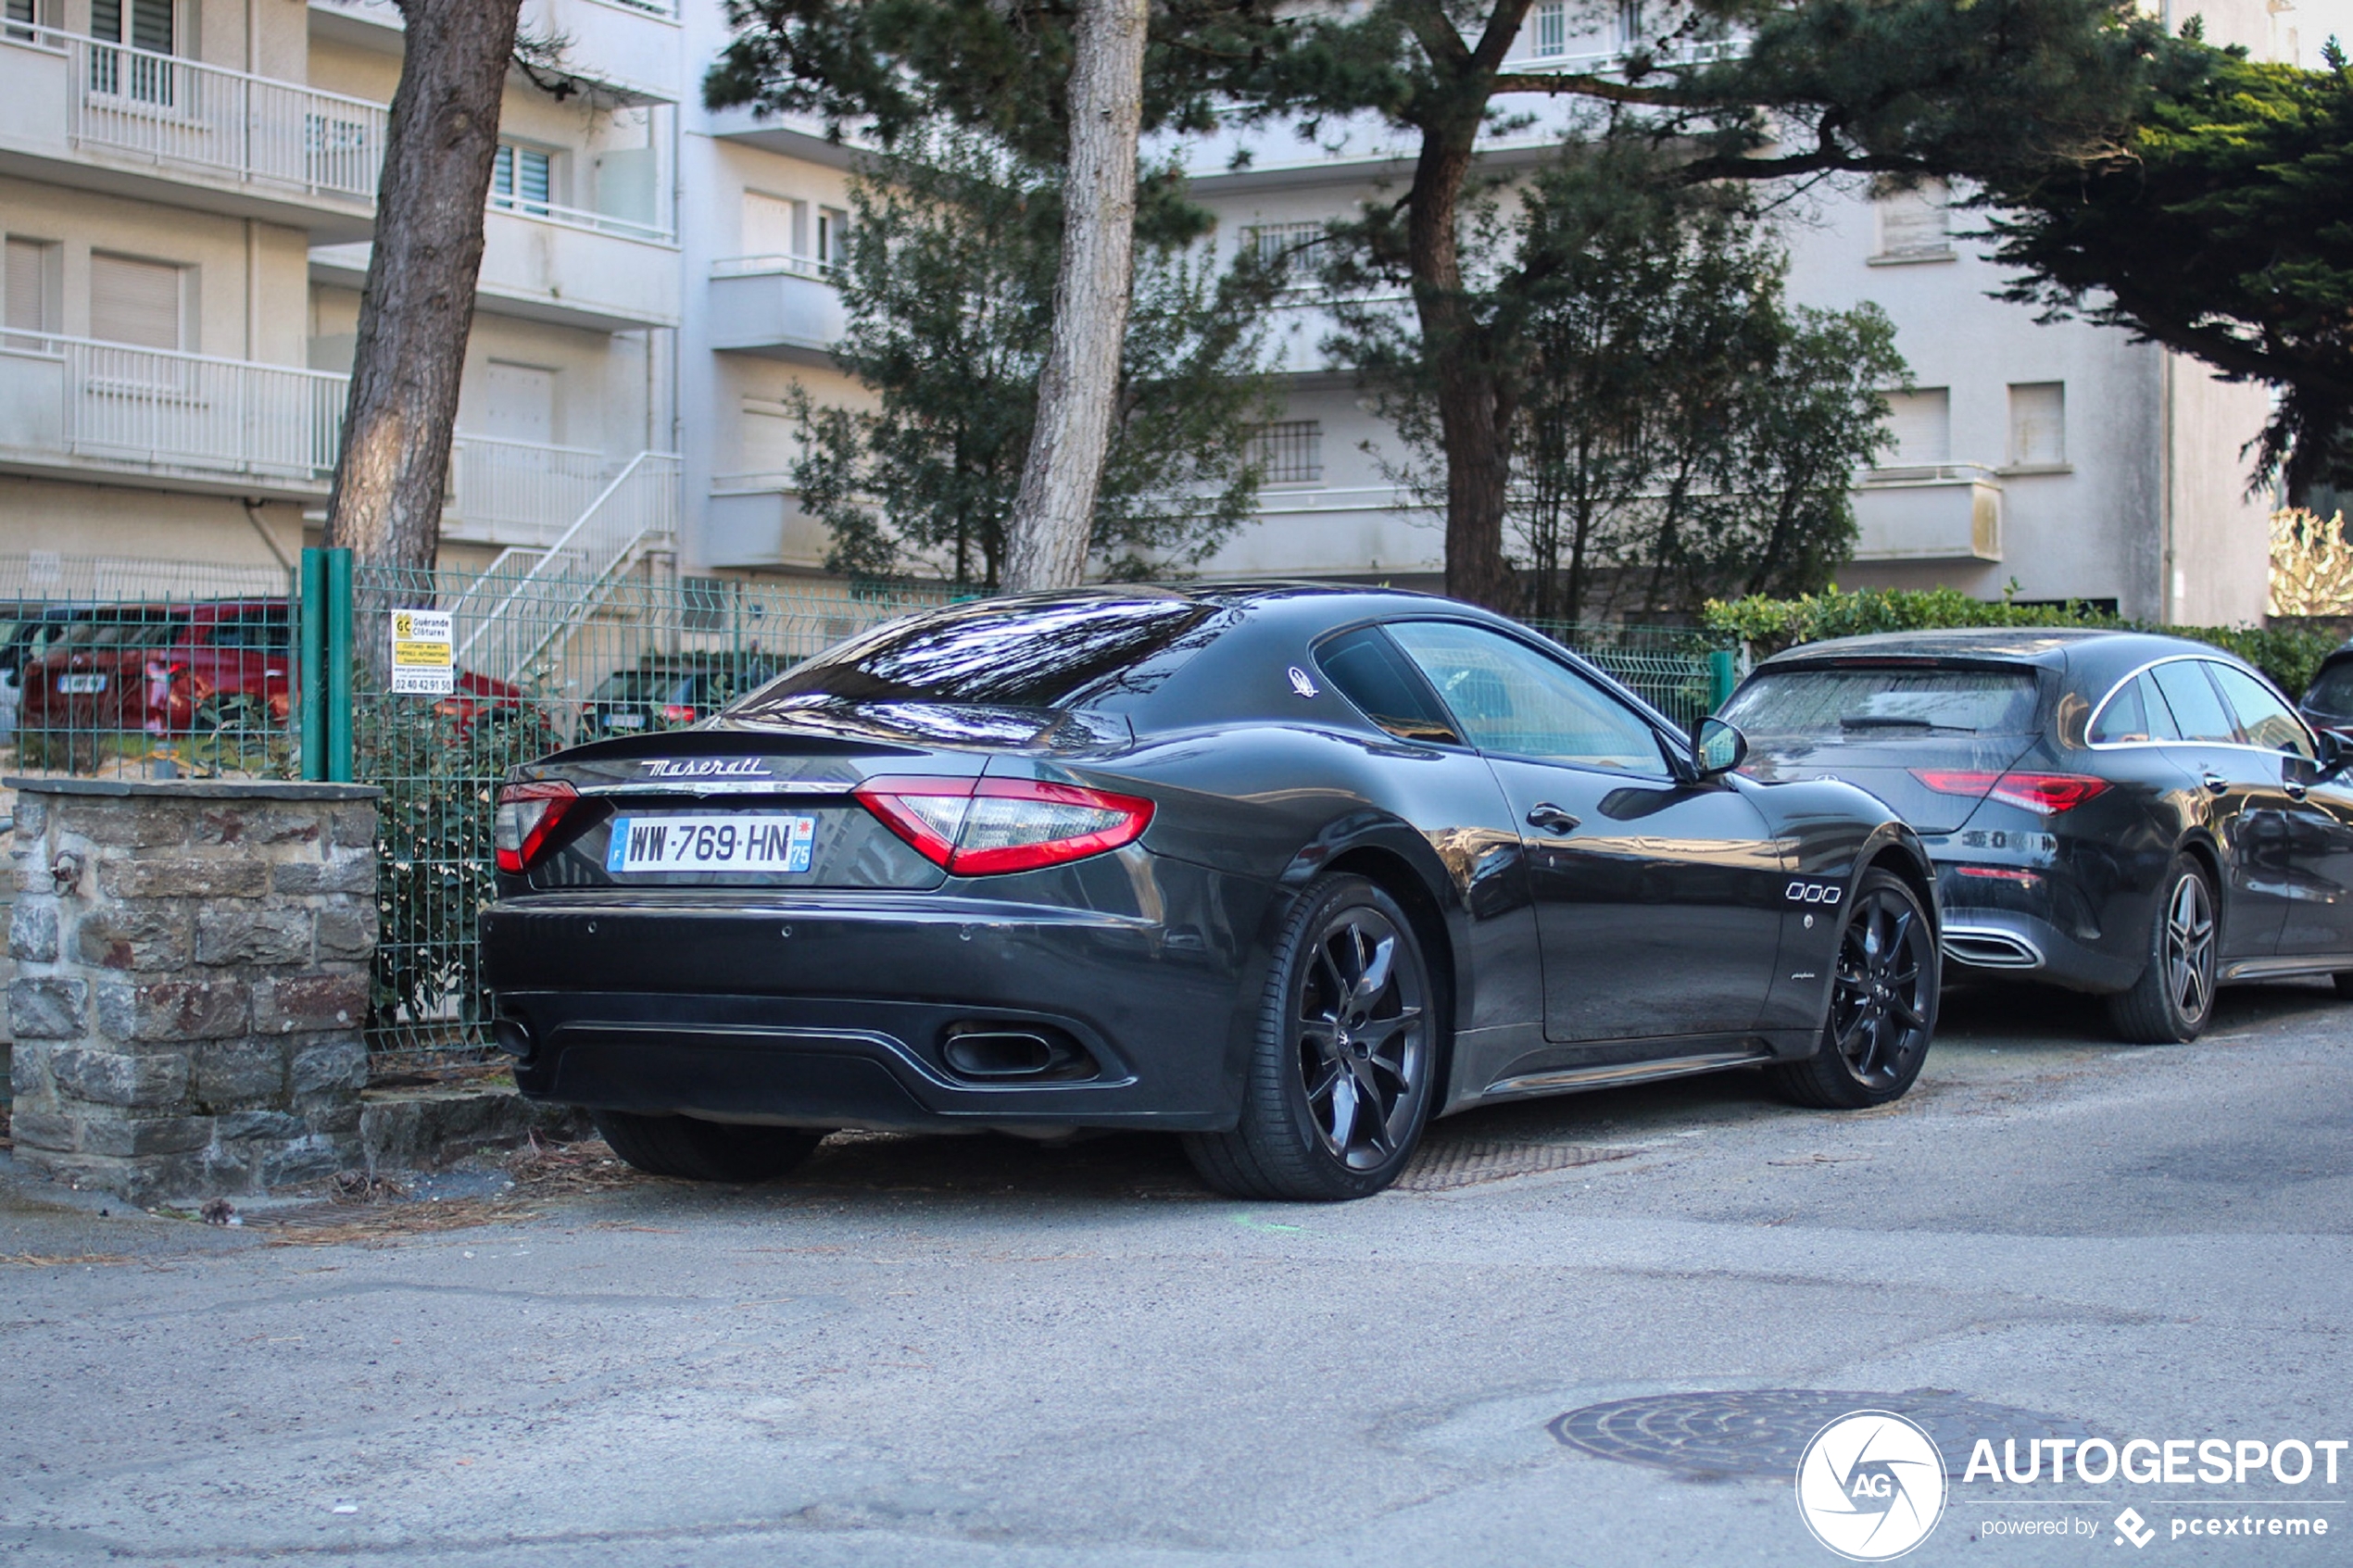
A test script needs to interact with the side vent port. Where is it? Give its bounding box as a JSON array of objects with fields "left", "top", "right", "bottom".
[{"left": 939, "top": 1023, "right": 1098, "bottom": 1084}]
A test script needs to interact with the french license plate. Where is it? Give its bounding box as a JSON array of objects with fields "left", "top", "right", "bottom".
[
  {"left": 607, "top": 813, "right": 814, "bottom": 874},
  {"left": 603, "top": 711, "right": 645, "bottom": 730},
  {"left": 57, "top": 673, "right": 107, "bottom": 694}
]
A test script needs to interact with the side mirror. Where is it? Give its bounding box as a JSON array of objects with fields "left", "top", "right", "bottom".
[
  {"left": 2317, "top": 727, "right": 2352, "bottom": 783},
  {"left": 1692, "top": 716, "right": 1748, "bottom": 779}
]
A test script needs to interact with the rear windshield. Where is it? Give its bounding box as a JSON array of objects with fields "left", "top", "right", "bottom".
[
  {"left": 591, "top": 670, "right": 698, "bottom": 704},
  {"left": 47, "top": 611, "right": 190, "bottom": 652},
  {"left": 2307, "top": 659, "right": 2353, "bottom": 720},
  {"left": 729, "top": 596, "right": 1220, "bottom": 715},
  {"left": 1722, "top": 665, "right": 2044, "bottom": 739}
]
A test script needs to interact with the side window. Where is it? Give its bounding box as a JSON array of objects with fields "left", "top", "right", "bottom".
[
  {"left": 2209, "top": 662, "right": 2315, "bottom": 760},
  {"left": 1315, "top": 627, "right": 1460, "bottom": 745},
  {"left": 1387, "top": 621, "right": 1667, "bottom": 774},
  {"left": 2148, "top": 660, "right": 2239, "bottom": 745},
  {"left": 2089, "top": 671, "right": 2181, "bottom": 745}
]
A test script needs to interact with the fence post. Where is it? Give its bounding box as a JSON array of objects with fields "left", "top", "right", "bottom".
[
  {"left": 299, "top": 546, "right": 327, "bottom": 781},
  {"left": 325, "top": 546, "right": 355, "bottom": 783},
  {"left": 1706, "top": 647, "right": 1738, "bottom": 712}
]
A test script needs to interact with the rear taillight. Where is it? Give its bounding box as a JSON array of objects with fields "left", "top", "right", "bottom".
[
  {"left": 853, "top": 775, "right": 1153, "bottom": 875},
  {"left": 494, "top": 780, "right": 580, "bottom": 872},
  {"left": 1912, "top": 769, "right": 2109, "bottom": 813},
  {"left": 661, "top": 704, "right": 698, "bottom": 723}
]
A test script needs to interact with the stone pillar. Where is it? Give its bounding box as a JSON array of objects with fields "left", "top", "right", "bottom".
[{"left": 5, "top": 778, "right": 381, "bottom": 1205}]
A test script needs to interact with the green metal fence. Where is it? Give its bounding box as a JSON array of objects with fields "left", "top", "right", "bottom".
[
  {"left": 1522, "top": 620, "right": 1745, "bottom": 729},
  {"left": 336, "top": 556, "right": 958, "bottom": 1061},
  {"left": 2, "top": 550, "right": 1742, "bottom": 1070}
]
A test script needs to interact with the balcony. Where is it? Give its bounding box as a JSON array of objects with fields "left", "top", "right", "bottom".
[
  {"left": 707, "top": 257, "right": 846, "bottom": 361},
  {"left": 1852, "top": 464, "right": 2004, "bottom": 562},
  {"left": 312, "top": 0, "right": 677, "bottom": 106},
  {"left": 0, "top": 27, "right": 384, "bottom": 239},
  {"left": 442, "top": 435, "right": 615, "bottom": 547},
  {"left": 310, "top": 198, "right": 680, "bottom": 332},
  {"left": 0, "top": 333, "right": 345, "bottom": 497},
  {"left": 703, "top": 475, "right": 833, "bottom": 569}
]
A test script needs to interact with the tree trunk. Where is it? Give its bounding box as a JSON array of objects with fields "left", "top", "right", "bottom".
[
  {"left": 1000, "top": 0, "right": 1148, "bottom": 592},
  {"left": 1406, "top": 125, "right": 1517, "bottom": 612},
  {"left": 323, "top": 0, "right": 523, "bottom": 574}
]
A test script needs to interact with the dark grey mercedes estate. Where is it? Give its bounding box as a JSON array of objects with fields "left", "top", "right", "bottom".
[{"left": 1723, "top": 628, "right": 2353, "bottom": 1042}]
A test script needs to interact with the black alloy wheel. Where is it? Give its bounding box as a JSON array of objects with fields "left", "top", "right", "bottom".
[
  {"left": 591, "top": 1110, "right": 824, "bottom": 1183},
  {"left": 1770, "top": 868, "right": 1938, "bottom": 1110},
  {"left": 2107, "top": 854, "right": 2219, "bottom": 1043},
  {"left": 1184, "top": 874, "right": 1438, "bottom": 1200}
]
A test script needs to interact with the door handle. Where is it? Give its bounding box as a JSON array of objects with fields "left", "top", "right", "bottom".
[
  {"left": 2285, "top": 782, "right": 2309, "bottom": 801},
  {"left": 2202, "top": 772, "right": 2229, "bottom": 795},
  {"left": 1526, "top": 803, "right": 1580, "bottom": 834}
]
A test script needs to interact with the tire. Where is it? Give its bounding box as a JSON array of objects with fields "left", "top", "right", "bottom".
[
  {"left": 590, "top": 1110, "right": 824, "bottom": 1183},
  {"left": 2334, "top": 972, "right": 2353, "bottom": 999},
  {"left": 1182, "top": 874, "right": 1440, "bottom": 1201},
  {"left": 2105, "top": 855, "right": 2219, "bottom": 1043},
  {"left": 1769, "top": 868, "right": 1939, "bottom": 1110}
]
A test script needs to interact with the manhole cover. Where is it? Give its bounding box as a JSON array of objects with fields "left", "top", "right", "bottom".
[
  {"left": 1550, "top": 1390, "right": 2100, "bottom": 1477},
  {"left": 1396, "top": 1141, "right": 1634, "bottom": 1192}
]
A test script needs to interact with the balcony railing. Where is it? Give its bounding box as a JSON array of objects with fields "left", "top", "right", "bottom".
[
  {"left": 0, "top": 333, "right": 346, "bottom": 482},
  {"left": 489, "top": 192, "right": 673, "bottom": 245},
  {"left": 711, "top": 254, "right": 838, "bottom": 281},
  {"left": 446, "top": 435, "right": 617, "bottom": 546},
  {"left": 9, "top": 26, "right": 389, "bottom": 204}
]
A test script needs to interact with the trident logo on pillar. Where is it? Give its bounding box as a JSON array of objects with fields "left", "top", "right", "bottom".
[{"left": 1793, "top": 1411, "right": 1948, "bottom": 1561}]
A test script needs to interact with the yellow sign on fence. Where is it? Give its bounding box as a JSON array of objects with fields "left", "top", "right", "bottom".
[{"left": 389, "top": 608, "right": 455, "bottom": 696}]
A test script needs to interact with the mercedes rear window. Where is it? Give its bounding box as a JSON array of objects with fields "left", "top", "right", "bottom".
[
  {"left": 2306, "top": 659, "right": 2353, "bottom": 719},
  {"left": 728, "top": 596, "right": 1222, "bottom": 715},
  {"left": 1721, "top": 665, "right": 2043, "bottom": 739}
]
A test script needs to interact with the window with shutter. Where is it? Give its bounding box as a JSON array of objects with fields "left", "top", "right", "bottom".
[
  {"left": 1873, "top": 182, "right": 1951, "bottom": 261},
  {"left": 1618, "top": 0, "right": 1642, "bottom": 47},
  {"left": 479, "top": 361, "right": 556, "bottom": 445},
  {"left": 491, "top": 143, "right": 554, "bottom": 216},
  {"left": 2007, "top": 383, "right": 2065, "bottom": 467},
  {"left": 89, "top": 252, "right": 182, "bottom": 350},
  {"left": 6, "top": 237, "right": 58, "bottom": 350},
  {"left": 1881, "top": 389, "right": 1951, "bottom": 467},
  {"left": 738, "top": 401, "right": 799, "bottom": 476},
  {"left": 5, "top": 0, "right": 43, "bottom": 43},
  {"left": 741, "top": 192, "right": 801, "bottom": 259},
  {"left": 87, "top": 0, "right": 173, "bottom": 101},
  {"left": 815, "top": 207, "right": 848, "bottom": 268}
]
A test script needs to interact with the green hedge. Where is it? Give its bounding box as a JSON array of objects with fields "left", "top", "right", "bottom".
[{"left": 1703, "top": 588, "right": 2341, "bottom": 697}]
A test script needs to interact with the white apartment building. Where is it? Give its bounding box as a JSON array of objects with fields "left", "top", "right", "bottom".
[{"left": 0, "top": 0, "right": 2313, "bottom": 625}]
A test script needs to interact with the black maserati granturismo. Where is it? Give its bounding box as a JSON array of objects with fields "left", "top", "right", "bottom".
[
  {"left": 1723, "top": 627, "right": 2353, "bottom": 1045},
  {"left": 483, "top": 586, "right": 1941, "bottom": 1199}
]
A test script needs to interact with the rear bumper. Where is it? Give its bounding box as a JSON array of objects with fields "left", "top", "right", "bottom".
[
  {"left": 482, "top": 876, "right": 1261, "bottom": 1131},
  {"left": 1935, "top": 883, "right": 2140, "bottom": 993}
]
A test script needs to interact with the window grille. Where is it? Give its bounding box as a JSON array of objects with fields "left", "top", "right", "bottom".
[
  {"left": 1534, "top": 0, "right": 1566, "bottom": 56},
  {"left": 1245, "top": 223, "right": 1328, "bottom": 281},
  {"left": 682, "top": 576, "right": 731, "bottom": 632},
  {"left": 1247, "top": 420, "right": 1323, "bottom": 484}
]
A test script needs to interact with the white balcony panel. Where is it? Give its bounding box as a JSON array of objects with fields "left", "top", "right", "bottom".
[
  {"left": 1852, "top": 466, "right": 2004, "bottom": 562},
  {"left": 0, "top": 29, "right": 384, "bottom": 238},
  {"left": 518, "top": 0, "right": 680, "bottom": 102},
  {"left": 708, "top": 261, "right": 846, "bottom": 361},
  {"left": 0, "top": 335, "right": 344, "bottom": 498},
  {"left": 443, "top": 435, "right": 610, "bottom": 546},
  {"left": 1197, "top": 486, "right": 1444, "bottom": 580},
  {"left": 311, "top": 207, "right": 680, "bottom": 332},
  {"left": 703, "top": 482, "right": 832, "bottom": 570}
]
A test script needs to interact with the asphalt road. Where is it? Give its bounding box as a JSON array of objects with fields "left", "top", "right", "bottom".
[{"left": 2, "top": 980, "right": 2348, "bottom": 1567}]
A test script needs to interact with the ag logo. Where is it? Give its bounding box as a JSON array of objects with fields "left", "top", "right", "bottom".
[
  {"left": 1786, "top": 880, "right": 1843, "bottom": 905},
  {"left": 1793, "top": 1411, "right": 1946, "bottom": 1561}
]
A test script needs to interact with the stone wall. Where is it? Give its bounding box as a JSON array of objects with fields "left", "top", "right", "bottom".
[{"left": 5, "top": 778, "right": 381, "bottom": 1205}]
